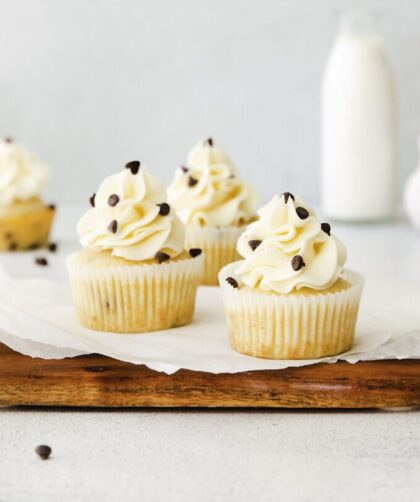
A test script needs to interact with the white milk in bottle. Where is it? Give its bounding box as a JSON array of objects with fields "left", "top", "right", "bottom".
[{"left": 321, "top": 9, "right": 397, "bottom": 221}]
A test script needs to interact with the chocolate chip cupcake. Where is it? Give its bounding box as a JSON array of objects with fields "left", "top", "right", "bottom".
[
  {"left": 0, "top": 138, "right": 55, "bottom": 251},
  {"left": 66, "top": 161, "right": 204, "bottom": 333},
  {"left": 219, "top": 193, "right": 364, "bottom": 359},
  {"left": 168, "top": 138, "right": 257, "bottom": 285}
]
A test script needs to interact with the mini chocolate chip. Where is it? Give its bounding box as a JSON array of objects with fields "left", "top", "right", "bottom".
[
  {"left": 90, "top": 193, "right": 96, "bottom": 207},
  {"left": 48, "top": 242, "right": 57, "bottom": 252},
  {"left": 226, "top": 276, "right": 238, "bottom": 289},
  {"left": 35, "top": 257, "right": 48, "bottom": 266},
  {"left": 282, "top": 192, "right": 295, "bottom": 203},
  {"left": 291, "top": 255, "right": 305, "bottom": 271},
  {"left": 157, "top": 202, "right": 170, "bottom": 216},
  {"left": 296, "top": 207, "right": 309, "bottom": 220},
  {"left": 27, "top": 243, "right": 40, "bottom": 250},
  {"left": 9, "top": 242, "right": 17, "bottom": 251},
  {"left": 155, "top": 251, "right": 170, "bottom": 263},
  {"left": 107, "top": 220, "right": 118, "bottom": 233},
  {"left": 4, "top": 137, "right": 12, "bottom": 143},
  {"left": 207, "top": 137, "right": 213, "bottom": 146},
  {"left": 48, "top": 204, "right": 56, "bottom": 211},
  {"left": 181, "top": 165, "right": 189, "bottom": 173},
  {"left": 108, "top": 194, "right": 119, "bottom": 207},
  {"left": 248, "top": 239, "right": 262, "bottom": 251},
  {"left": 125, "top": 160, "right": 140, "bottom": 174},
  {"left": 189, "top": 248, "right": 202, "bottom": 258},
  {"left": 35, "top": 445, "right": 51, "bottom": 460},
  {"left": 188, "top": 176, "right": 198, "bottom": 187},
  {"left": 321, "top": 222, "right": 331, "bottom": 236}
]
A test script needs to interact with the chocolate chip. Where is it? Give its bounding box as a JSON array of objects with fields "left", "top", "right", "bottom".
[
  {"left": 107, "top": 220, "right": 118, "bottom": 233},
  {"left": 48, "top": 242, "right": 57, "bottom": 252},
  {"left": 27, "top": 243, "right": 40, "bottom": 250},
  {"left": 9, "top": 242, "right": 17, "bottom": 251},
  {"left": 48, "top": 204, "right": 56, "bottom": 211},
  {"left": 157, "top": 202, "right": 170, "bottom": 216},
  {"left": 189, "top": 248, "right": 202, "bottom": 258},
  {"left": 108, "top": 194, "right": 119, "bottom": 207},
  {"left": 207, "top": 138, "right": 213, "bottom": 146},
  {"left": 181, "top": 165, "right": 189, "bottom": 173},
  {"left": 35, "top": 445, "right": 51, "bottom": 460},
  {"left": 291, "top": 255, "right": 305, "bottom": 271},
  {"left": 188, "top": 176, "right": 198, "bottom": 187},
  {"left": 125, "top": 160, "right": 140, "bottom": 174},
  {"left": 155, "top": 251, "right": 170, "bottom": 263},
  {"left": 226, "top": 276, "right": 238, "bottom": 289},
  {"left": 4, "top": 137, "right": 12, "bottom": 143},
  {"left": 282, "top": 192, "right": 295, "bottom": 203},
  {"left": 90, "top": 193, "right": 96, "bottom": 207},
  {"left": 248, "top": 239, "right": 262, "bottom": 251},
  {"left": 296, "top": 207, "right": 309, "bottom": 220},
  {"left": 35, "top": 257, "right": 48, "bottom": 266},
  {"left": 4, "top": 232, "right": 12, "bottom": 240},
  {"left": 321, "top": 222, "right": 331, "bottom": 236}
]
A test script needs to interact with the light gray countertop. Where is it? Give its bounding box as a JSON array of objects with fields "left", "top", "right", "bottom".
[{"left": 0, "top": 209, "right": 419, "bottom": 501}]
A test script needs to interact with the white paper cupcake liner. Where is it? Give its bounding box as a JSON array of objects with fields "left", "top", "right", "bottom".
[
  {"left": 219, "top": 262, "right": 364, "bottom": 359},
  {"left": 185, "top": 225, "right": 244, "bottom": 286},
  {"left": 67, "top": 252, "right": 204, "bottom": 333}
]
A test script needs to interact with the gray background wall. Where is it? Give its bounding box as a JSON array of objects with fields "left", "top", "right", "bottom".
[{"left": 0, "top": 0, "right": 419, "bottom": 206}]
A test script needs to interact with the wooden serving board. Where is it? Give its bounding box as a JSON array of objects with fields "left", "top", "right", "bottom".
[{"left": 0, "top": 343, "right": 419, "bottom": 409}]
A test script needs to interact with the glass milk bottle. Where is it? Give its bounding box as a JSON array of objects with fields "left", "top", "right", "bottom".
[{"left": 321, "top": 9, "right": 397, "bottom": 221}]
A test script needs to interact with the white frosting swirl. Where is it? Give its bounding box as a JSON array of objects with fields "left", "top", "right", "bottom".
[
  {"left": 0, "top": 139, "right": 48, "bottom": 205},
  {"left": 168, "top": 139, "right": 257, "bottom": 226},
  {"left": 235, "top": 194, "right": 347, "bottom": 293},
  {"left": 77, "top": 165, "right": 185, "bottom": 261}
]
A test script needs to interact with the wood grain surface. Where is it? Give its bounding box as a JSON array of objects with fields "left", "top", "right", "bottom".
[{"left": 0, "top": 344, "right": 419, "bottom": 408}]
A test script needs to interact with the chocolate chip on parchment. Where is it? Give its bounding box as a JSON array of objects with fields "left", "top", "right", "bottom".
[
  {"left": 188, "top": 176, "right": 198, "bottom": 187},
  {"left": 181, "top": 165, "right": 189, "bottom": 173},
  {"left": 125, "top": 160, "right": 140, "bottom": 174},
  {"left": 226, "top": 276, "right": 238, "bottom": 289},
  {"left": 282, "top": 192, "right": 295, "bottom": 203},
  {"left": 155, "top": 251, "right": 170, "bottom": 263},
  {"left": 157, "top": 202, "right": 170, "bottom": 216},
  {"left": 107, "top": 220, "right": 118, "bottom": 233},
  {"left": 89, "top": 193, "right": 96, "bottom": 207},
  {"left": 206, "top": 138, "right": 213, "bottom": 146},
  {"left": 108, "top": 194, "right": 120, "bottom": 207},
  {"left": 321, "top": 222, "right": 331, "bottom": 236},
  {"left": 35, "top": 445, "right": 52, "bottom": 460},
  {"left": 48, "top": 242, "right": 57, "bottom": 252},
  {"left": 291, "top": 255, "right": 305, "bottom": 271},
  {"left": 296, "top": 207, "right": 309, "bottom": 220},
  {"left": 248, "top": 239, "right": 262, "bottom": 251},
  {"left": 35, "top": 257, "right": 48, "bottom": 266},
  {"left": 48, "top": 204, "right": 56, "bottom": 211},
  {"left": 189, "top": 248, "right": 202, "bottom": 258}
]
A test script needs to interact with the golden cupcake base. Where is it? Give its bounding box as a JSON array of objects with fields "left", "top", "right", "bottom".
[
  {"left": 185, "top": 225, "right": 245, "bottom": 286},
  {"left": 0, "top": 198, "right": 55, "bottom": 251},
  {"left": 67, "top": 249, "right": 204, "bottom": 333},
  {"left": 219, "top": 263, "right": 364, "bottom": 359}
]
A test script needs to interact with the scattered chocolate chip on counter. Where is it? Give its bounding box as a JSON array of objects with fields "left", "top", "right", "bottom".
[
  {"left": 48, "top": 242, "right": 58, "bottom": 252},
  {"left": 35, "top": 257, "right": 48, "bottom": 266},
  {"left": 35, "top": 445, "right": 52, "bottom": 460}
]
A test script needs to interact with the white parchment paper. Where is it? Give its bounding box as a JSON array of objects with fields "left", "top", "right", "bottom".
[{"left": 0, "top": 240, "right": 419, "bottom": 374}]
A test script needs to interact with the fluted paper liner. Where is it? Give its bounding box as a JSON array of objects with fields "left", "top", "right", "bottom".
[
  {"left": 185, "top": 225, "right": 244, "bottom": 286},
  {"left": 67, "top": 253, "right": 204, "bottom": 333},
  {"left": 219, "top": 262, "right": 364, "bottom": 359}
]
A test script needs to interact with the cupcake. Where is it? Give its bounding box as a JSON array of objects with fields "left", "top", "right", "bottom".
[
  {"left": 67, "top": 161, "right": 204, "bottom": 333},
  {"left": 168, "top": 138, "right": 257, "bottom": 285},
  {"left": 0, "top": 138, "right": 55, "bottom": 251},
  {"left": 219, "top": 192, "right": 364, "bottom": 359}
]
